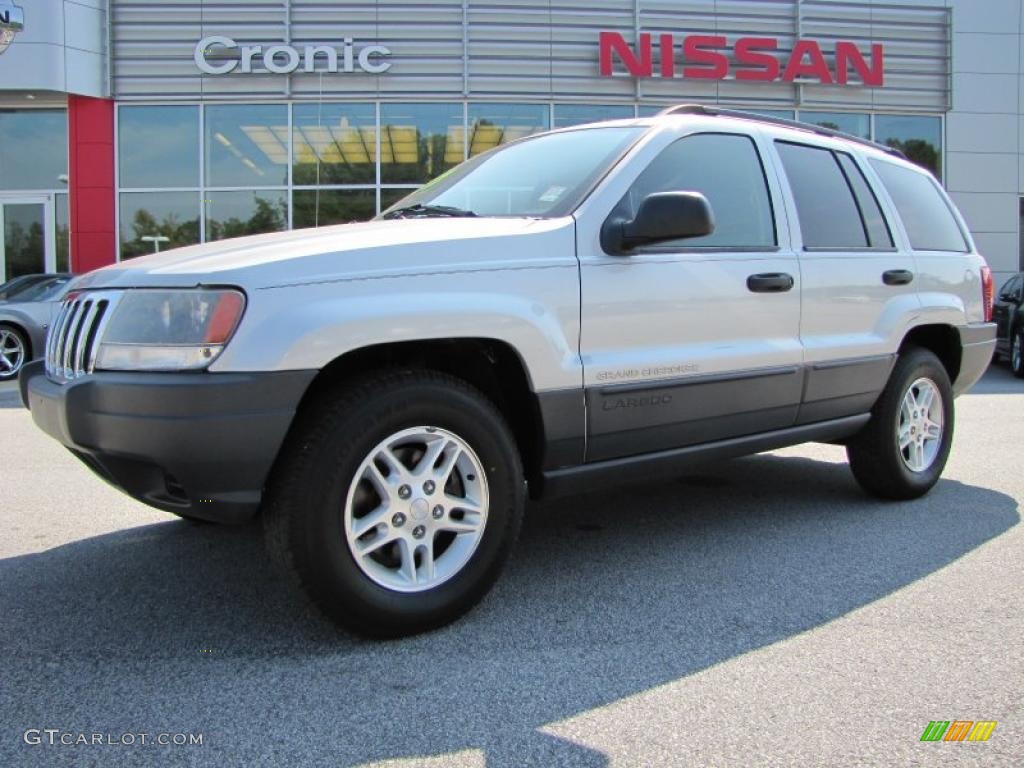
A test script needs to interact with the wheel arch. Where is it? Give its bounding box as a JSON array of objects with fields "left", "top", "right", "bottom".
[
  {"left": 898, "top": 324, "right": 961, "bottom": 383},
  {"left": 292, "top": 338, "right": 547, "bottom": 484}
]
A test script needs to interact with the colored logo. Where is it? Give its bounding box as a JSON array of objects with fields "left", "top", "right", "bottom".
[
  {"left": 0, "top": 1, "right": 24, "bottom": 56},
  {"left": 920, "top": 721, "right": 997, "bottom": 742}
]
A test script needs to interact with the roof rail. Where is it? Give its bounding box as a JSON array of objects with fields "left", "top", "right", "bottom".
[{"left": 657, "top": 104, "right": 906, "bottom": 159}]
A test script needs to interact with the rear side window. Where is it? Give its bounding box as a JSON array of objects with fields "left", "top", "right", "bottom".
[
  {"left": 614, "top": 133, "right": 776, "bottom": 249},
  {"left": 775, "top": 141, "right": 868, "bottom": 249},
  {"left": 836, "top": 153, "right": 893, "bottom": 249},
  {"left": 869, "top": 159, "right": 968, "bottom": 252}
]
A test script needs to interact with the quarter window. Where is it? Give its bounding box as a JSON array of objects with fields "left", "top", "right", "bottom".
[
  {"left": 869, "top": 159, "right": 968, "bottom": 252},
  {"left": 613, "top": 133, "right": 776, "bottom": 249},
  {"left": 775, "top": 141, "right": 867, "bottom": 249}
]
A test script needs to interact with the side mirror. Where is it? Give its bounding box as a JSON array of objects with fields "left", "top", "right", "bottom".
[{"left": 602, "top": 191, "right": 715, "bottom": 253}]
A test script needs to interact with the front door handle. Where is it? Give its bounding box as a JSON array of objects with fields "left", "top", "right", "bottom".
[
  {"left": 747, "top": 273, "right": 794, "bottom": 293},
  {"left": 882, "top": 269, "right": 914, "bottom": 286}
]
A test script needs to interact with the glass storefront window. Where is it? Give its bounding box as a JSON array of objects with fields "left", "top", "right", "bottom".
[
  {"left": 637, "top": 105, "right": 665, "bottom": 117},
  {"left": 294, "top": 190, "right": 377, "bottom": 228},
  {"left": 119, "top": 192, "right": 200, "bottom": 259},
  {"left": 0, "top": 110, "right": 68, "bottom": 190},
  {"left": 205, "top": 104, "right": 288, "bottom": 187},
  {"left": 797, "top": 111, "right": 870, "bottom": 139},
  {"left": 293, "top": 103, "right": 376, "bottom": 186},
  {"left": 874, "top": 114, "right": 942, "bottom": 178},
  {"left": 55, "top": 193, "right": 70, "bottom": 272},
  {"left": 467, "top": 103, "right": 549, "bottom": 157},
  {"left": 380, "top": 103, "right": 463, "bottom": 184},
  {"left": 745, "top": 109, "right": 795, "bottom": 120},
  {"left": 380, "top": 188, "right": 413, "bottom": 213},
  {"left": 205, "top": 190, "right": 287, "bottom": 241},
  {"left": 553, "top": 104, "right": 634, "bottom": 128},
  {"left": 119, "top": 106, "right": 199, "bottom": 188}
]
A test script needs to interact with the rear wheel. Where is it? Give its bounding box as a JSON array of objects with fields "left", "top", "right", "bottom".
[
  {"left": 264, "top": 370, "right": 524, "bottom": 638},
  {"left": 1012, "top": 330, "right": 1024, "bottom": 378},
  {"left": 846, "top": 348, "right": 954, "bottom": 500},
  {"left": 0, "top": 325, "right": 28, "bottom": 382}
]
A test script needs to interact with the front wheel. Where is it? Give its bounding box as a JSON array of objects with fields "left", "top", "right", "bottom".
[
  {"left": 263, "top": 370, "right": 524, "bottom": 638},
  {"left": 0, "top": 325, "right": 28, "bottom": 382},
  {"left": 1011, "top": 330, "right": 1024, "bottom": 378},
  {"left": 846, "top": 348, "right": 954, "bottom": 500}
]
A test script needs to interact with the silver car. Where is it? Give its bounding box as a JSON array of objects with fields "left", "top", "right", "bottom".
[{"left": 0, "top": 275, "right": 73, "bottom": 381}]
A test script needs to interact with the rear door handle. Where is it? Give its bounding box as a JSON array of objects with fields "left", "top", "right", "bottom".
[
  {"left": 747, "top": 273, "right": 794, "bottom": 293},
  {"left": 882, "top": 269, "right": 914, "bottom": 286}
]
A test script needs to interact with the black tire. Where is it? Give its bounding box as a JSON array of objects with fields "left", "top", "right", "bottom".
[
  {"left": 0, "top": 324, "right": 29, "bottom": 382},
  {"left": 846, "top": 347, "right": 954, "bottom": 500},
  {"left": 263, "top": 369, "right": 524, "bottom": 638},
  {"left": 1011, "top": 329, "right": 1024, "bottom": 379}
]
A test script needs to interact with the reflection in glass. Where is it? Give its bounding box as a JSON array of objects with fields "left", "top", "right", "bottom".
[
  {"left": 380, "top": 103, "right": 464, "bottom": 184},
  {"left": 293, "top": 190, "right": 377, "bottom": 228},
  {"left": 797, "top": 111, "right": 870, "bottom": 139},
  {"left": 637, "top": 105, "right": 665, "bottom": 117},
  {"left": 119, "top": 192, "right": 200, "bottom": 259},
  {"left": 744, "top": 109, "right": 795, "bottom": 120},
  {"left": 0, "top": 110, "right": 68, "bottom": 190},
  {"left": 874, "top": 114, "right": 942, "bottom": 178},
  {"left": 380, "top": 188, "right": 412, "bottom": 213},
  {"left": 467, "top": 104, "right": 549, "bottom": 157},
  {"left": 2, "top": 203, "right": 45, "bottom": 277},
  {"left": 206, "top": 191, "right": 288, "bottom": 241},
  {"left": 55, "top": 193, "right": 70, "bottom": 272},
  {"left": 119, "top": 106, "right": 200, "bottom": 188},
  {"left": 205, "top": 104, "right": 289, "bottom": 187},
  {"left": 553, "top": 104, "right": 634, "bottom": 128},
  {"left": 293, "top": 103, "right": 376, "bottom": 186}
]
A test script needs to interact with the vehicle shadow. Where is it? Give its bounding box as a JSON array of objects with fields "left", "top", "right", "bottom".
[{"left": 0, "top": 453, "right": 1017, "bottom": 767}]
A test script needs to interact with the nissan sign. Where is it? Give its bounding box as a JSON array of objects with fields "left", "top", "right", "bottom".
[
  {"left": 0, "top": 0, "right": 24, "bottom": 56},
  {"left": 598, "top": 31, "right": 884, "bottom": 87}
]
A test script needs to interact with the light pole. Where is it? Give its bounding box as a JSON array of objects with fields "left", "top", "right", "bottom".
[{"left": 140, "top": 235, "right": 170, "bottom": 253}]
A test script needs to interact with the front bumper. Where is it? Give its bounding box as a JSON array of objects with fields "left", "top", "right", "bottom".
[
  {"left": 954, "top": 322, "right": 998, "bottom": 396},
  {"left": 20, "top": 360, "right": 316, "bottom": 523}
]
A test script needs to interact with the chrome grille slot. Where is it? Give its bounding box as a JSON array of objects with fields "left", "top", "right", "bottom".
[{"left": 46, "top": 291, "right": 123, "bottom": 382}]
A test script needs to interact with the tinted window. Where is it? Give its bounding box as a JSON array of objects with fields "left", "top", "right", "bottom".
[
  {"left": 614, "top": 133, "right": 776, "bottom": 249},
  {"left": 1000, "top": 276, "right": 1022, "bottom": 301},
  {"left": 870, "top": 159, "right": 968, "bottom": 252},
  {"left": 836, "top": 153, "right": 893, "bottom": 249},
  {"left": 776, "top": 142, "right": 867, "bottom": 248}
]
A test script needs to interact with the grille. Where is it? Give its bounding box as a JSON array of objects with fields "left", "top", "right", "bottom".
[{"left": 45, "top": 291, "right": 122, "bottom": 381}]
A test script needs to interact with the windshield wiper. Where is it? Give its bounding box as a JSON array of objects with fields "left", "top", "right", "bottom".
[{"left": 382, "top": 203, "right": 478, "bottom": 220}]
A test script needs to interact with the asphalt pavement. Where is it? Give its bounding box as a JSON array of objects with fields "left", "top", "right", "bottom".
[{"left": 0, "top": 369, "right": 1022, "bottom": 767}]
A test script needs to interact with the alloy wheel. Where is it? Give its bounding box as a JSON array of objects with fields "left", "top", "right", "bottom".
[
  {"left": 343, "top": 426, "right": 489, "bottom": 593},
  {"left": 897, "top": 377, "right": 944, "bottom": 473},
  {"left": 0, "top": 329, "right": 25, "bottom": 376}
]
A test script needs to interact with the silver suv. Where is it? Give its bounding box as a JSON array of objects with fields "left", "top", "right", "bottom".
[{"left": 21, "top": 105, "right": 997, "bottom": 636}]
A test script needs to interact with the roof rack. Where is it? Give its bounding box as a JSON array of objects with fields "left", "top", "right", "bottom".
[{"left": 657, "top": 104, "right": 906, "bottom": 159}]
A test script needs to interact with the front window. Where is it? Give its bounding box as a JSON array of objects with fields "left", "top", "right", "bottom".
[{"left": 381, "top": 126, "right": 645, "bottom": 219}]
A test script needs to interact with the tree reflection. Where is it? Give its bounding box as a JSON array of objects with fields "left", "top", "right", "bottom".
[
  {"left": 4, "top": 220, "right": 45, "bottom": 276},
  {"left": 883, "top": 139, "right": 940, "bottom": 177},
  {"left": 207, "top": 197, "right": 287, "bottom": 241},
  {"left": 121, "top": 208, "right": 199, "bottom": 259}
]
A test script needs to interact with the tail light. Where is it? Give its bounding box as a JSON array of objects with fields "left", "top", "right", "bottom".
[{"left": 981, "top": 265, "right": 994, "bottom": 322}]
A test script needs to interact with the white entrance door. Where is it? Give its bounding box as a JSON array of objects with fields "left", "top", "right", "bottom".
[{"left": 0, "top": 194, "right": 56, "bottom": 282}]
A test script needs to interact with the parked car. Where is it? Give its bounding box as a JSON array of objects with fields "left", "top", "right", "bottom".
[
  {"left": 0, "top": 275, "right": 74, "bottom": 381},
  {"left": 0, "top": 273, "right": 69, "bottom": 303},
  {"left": 21, "top": 106, "right": 996, "bottom": 637},
  {"left": 993, "top": 272, "right": 1024, "bottom": 377}
]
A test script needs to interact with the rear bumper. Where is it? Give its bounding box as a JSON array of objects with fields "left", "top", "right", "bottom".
[
  {"left": 954, "top": 322, "right": 997, "bottom": 396},
  {"left": 20, "top": 360, "right": 315, "bottom": 523}
]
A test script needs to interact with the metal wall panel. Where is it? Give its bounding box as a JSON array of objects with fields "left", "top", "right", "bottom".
[{"left": 111, "top": 0, "right": 951, "bottom": 110}]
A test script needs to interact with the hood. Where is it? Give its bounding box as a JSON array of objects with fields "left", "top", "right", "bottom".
[{"left": 73, "top": 217, "right": 574, "bottom": 291}]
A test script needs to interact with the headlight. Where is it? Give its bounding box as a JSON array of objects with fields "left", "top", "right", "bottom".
[{"left": 95, "top": 289, "right": 246, "bottom": 371}]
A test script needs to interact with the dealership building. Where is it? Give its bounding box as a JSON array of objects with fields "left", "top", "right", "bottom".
[{"left": 0, "top": 0, "right": 1022, "bottom": 286}]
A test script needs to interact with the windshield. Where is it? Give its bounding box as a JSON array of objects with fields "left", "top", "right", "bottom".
[
  {"left": 380, "top": 125, "right": 646, "bottom": 219},
  {"left": 14, "top": 276, "right": 72, "bottom": 303}
]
